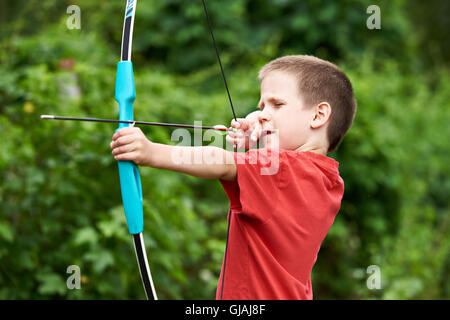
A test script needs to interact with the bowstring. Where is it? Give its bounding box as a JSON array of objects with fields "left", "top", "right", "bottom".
[{"left": 201, "top": 0, "right": 237, "bottom": 122}]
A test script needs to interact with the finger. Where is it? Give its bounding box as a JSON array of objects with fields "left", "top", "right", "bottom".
[
  {"left": 250, "top": 121, "right": 262, "bottom": 142},
  {"left": 231, "top": 118, "right": 251, "bottom": 131},
  {"left": 226, "top": 134, "right": 243, "bottom": 147},
  {"left": 230, "top": 119, "right": 240, "bottom": 129},
  {"left": 238, "top": 119, "right": 251, "bottom": 131},
  {"left": 112, "top": 140, "right": 138, "bottom": 156},
  {"left": 227, "top": 128, "right": 245, "bottom": 141},
  {"left": 225, "top": 135, "right": 237, "bottom": 145},
  {"left": 114, "top": 151, "right": 138, "bottom": 162},
  {"left": 113, "top": 127, "right": 141, "bottom": 140},
  {"left": 112, "top": 134, "right": 137, "bottom": 148},
  {"left": 226, "top": 128, "right": 240, "bottom": 139}
]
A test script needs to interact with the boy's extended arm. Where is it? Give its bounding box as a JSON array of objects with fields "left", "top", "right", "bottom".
[{"left": 147, "top": 143, "right": 237, "bottom": 181}]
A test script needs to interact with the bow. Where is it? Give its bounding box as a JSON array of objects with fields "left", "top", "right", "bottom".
[
  {"left": 115, "top": 0, "right": 157, "bottom": 300},
  {"left": 113, "top": 0, "right": 236, "bottom": 300}
]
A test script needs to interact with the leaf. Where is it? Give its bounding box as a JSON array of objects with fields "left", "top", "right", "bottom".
[
  {"left": 73, "top": 228, "right": 98, "bottom": 245},
  {"left": 0, "top": 223, "right": 13, "bottom": 242},
  {"left": 85, "top": 250, "right": 115, "bottom": 274},
  {"left": 36, "top": 272, "right": 66, "bottom": 296}
]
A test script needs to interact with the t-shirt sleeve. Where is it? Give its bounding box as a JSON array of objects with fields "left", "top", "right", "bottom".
[{"left": 220, "top": 148, "right": 282, "bottom": 222}]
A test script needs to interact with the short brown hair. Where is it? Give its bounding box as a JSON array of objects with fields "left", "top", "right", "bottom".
[{"left": 258, "top": 55, "right": 357, "bottom": 152}]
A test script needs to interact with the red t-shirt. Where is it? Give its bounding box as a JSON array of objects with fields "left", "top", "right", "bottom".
[{"left": 216, "top": 149, "right": 344, "bottom": 300}]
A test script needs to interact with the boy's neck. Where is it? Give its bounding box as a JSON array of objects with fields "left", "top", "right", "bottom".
[{"left": 294, "top": 144, "right": 328, "bottom": 156}]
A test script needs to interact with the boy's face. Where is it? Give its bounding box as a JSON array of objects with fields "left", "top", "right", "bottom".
[{"left": 257, "top": 71, "right": 315, "bottom": 150}]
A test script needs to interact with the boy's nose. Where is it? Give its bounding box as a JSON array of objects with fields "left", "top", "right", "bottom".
[{"left": 258, "top": 110, "right": 272, "bottom": 122}]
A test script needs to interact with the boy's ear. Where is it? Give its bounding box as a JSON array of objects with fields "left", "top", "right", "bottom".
[{"left": 311, "top": 102, "right": 331, "bottom": 129}]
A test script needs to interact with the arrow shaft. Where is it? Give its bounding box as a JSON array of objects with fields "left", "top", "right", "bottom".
[{"left": 41, "top": 115, "right": 228, "bottom": 131}]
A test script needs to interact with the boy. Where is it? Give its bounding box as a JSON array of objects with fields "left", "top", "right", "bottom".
[{"left": 110, "top": 55, "right": 357, "bottom": 299}]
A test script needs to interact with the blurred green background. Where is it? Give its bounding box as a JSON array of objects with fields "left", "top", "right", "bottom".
[{"left": 0, "top": 0, "right": 449, "bottom": 299}]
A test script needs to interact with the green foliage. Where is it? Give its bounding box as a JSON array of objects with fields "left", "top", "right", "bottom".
[{"left": 0, "top": 0, "right": 448, "bottom": 299}]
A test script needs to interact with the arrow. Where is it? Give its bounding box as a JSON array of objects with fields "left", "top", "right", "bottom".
[{"left": 40, "top": 115, "right": 229, "bottom": 132}]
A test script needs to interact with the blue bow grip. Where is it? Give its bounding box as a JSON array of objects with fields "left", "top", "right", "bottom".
[{"left": 115, "top": 61, "right": 144, "bottom": 235}]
